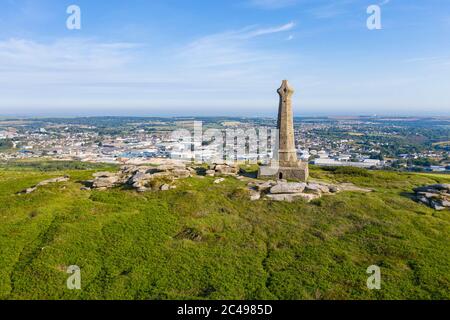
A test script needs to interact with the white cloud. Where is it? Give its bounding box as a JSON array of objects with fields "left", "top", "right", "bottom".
[
  {"left": 403, "top": 56, "right": 450, "bottom": 67},
  {"left": 242, "top": 22, "right": 295, "bottom": 38},
  {"left": 179, "top": 22, "right": 296, "bottom": 68},
  {"left": 247, "top": 0, "right": 298, "bottom": 9},
  {"left": 0, "top": 22, "right": 304, "bottom": 114},
  {"left": 2, "top": 18, "right": 448, "bottom": 116},
  {"left": 306, "top": 0, "right": 356, "bottom": 19},
  {"left": 0, "top": 38, "right": 139, "bottom": 72}
]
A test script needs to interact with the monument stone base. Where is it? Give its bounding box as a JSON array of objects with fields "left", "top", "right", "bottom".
[{"left": 258, "top": 161, "right": 309, "bottom": 182}]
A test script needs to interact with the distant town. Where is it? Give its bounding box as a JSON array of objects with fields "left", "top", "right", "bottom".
[{"left": 0, "top": 116, "right": 449, "bottom": 173}]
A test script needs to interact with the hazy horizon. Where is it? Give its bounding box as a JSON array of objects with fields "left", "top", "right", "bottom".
[{"left": 1, "top": 109, "right": 450, "bottom": 119}]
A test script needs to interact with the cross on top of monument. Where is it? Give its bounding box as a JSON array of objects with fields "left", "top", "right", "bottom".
[{"left": 277, "top": 80, "right": 294, "bottom": 103}]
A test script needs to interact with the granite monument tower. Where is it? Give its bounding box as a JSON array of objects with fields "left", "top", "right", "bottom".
[{"left": 258, "top": 80, "right": 309, "bottom": 181}]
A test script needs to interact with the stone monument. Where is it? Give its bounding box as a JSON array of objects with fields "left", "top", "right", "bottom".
[{"left": 258, "top": 80, "right": 309, "bottom": 181}]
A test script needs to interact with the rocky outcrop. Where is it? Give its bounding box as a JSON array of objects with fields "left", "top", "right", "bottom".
[
  {"left": 160, "top": 184, "right": 170, "bottom": 191},
  {"left": 92, "top": 172, "right": 123, "bottom": 190},
  {"left": 266, "top": 192, "right": 320, "bottom": 203},
  {"left": 214, "top": 178, "right": 226, "bottom": 184},
  {"left": 249, "top": 189, "right": 261, "bottom": 201},
  {"left": 87, "top": 163, "right": 193, "bottom": 192},
  {"left": 207, "top": 163, "right": 239, "bottom": 177},
  {"left": 85, "top": 162, "right": 376, "bottom": 203},
  {"left": 413, "top": 184, "right": 450, "bottom": 211},
  {"left": 270, "top": 182, "right": 306, "bottom": 194},
  {"left": 18, "top": 176, "right": 70, "bottom": 194},
  {"left": 248, "top": 180, "right": 372, "bottom": 202},
  {"left": 206, "top": 170, "right": 216, "bottom": 177},
  {"left": 172, "top": 169, "right": 191, "bottom": 179}
]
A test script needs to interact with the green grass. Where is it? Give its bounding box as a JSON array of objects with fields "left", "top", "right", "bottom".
[
  {"left": 0, "top": 162, "right": 449, "bottom": 300},
  {"left": 0, "top": 159, "right": 118, "bottom": 172}
]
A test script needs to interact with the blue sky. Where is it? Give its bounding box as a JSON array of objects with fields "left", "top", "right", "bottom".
[{"left": 0, "top": 0, "right": 449, "bottom": 117}]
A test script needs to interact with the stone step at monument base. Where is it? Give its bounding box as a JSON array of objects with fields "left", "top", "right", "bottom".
[{"left": 258, "top": 162, "right": 309, "bottom": 182}]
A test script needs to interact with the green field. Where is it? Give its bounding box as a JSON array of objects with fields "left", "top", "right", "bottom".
[{"left": 0, "top": 162, "right": 449, "bottom": 300}]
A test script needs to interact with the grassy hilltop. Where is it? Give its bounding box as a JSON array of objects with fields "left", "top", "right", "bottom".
[{"left": 0, "top": 161, "right": 449, "bottom": 300}]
